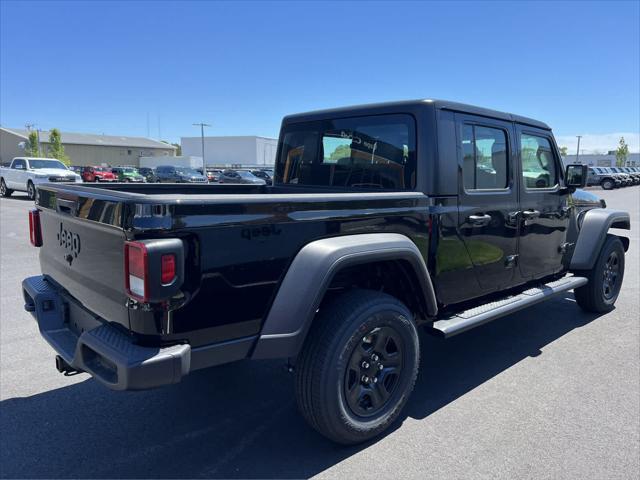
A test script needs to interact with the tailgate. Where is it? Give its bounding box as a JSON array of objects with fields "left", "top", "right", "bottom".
[{"left": 37, "top": 190, "right": 130, "bottom": 329}]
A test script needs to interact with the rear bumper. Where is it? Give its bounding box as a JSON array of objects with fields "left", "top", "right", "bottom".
[
  {"left": 22, "top": 275, "right": 191, "bottom": 390},
  {"left": 23, "top": 276, "right": 257, "bottom": 390}
]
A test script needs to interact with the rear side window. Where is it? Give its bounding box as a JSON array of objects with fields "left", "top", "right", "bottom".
[
  {"left": 276, "top": 114, "right": 416, "bottom": 190},
  {"left": 520, "top": 134, "right": 558, "bottom": 189},
  {"left": 461, "top": 125, "right": 509, "bottom": 190},
  {"left": 12, "top": 159, "right": 26, "bottom": 169}
]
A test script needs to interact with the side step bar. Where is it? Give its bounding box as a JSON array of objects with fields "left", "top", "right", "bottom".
[{"left": 432, "top": 276, "right": 588, "bottom": 338}]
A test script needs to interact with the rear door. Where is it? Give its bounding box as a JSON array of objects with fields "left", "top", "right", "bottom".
[
  {"left": 456, "top": 114, "right": 519, "bottom": 292},
  {"left": 9, "top": 159, "right": 27, "bottom": 189},
  {"left": 515, "top": 125, "right": 570, "bottom": 279}
]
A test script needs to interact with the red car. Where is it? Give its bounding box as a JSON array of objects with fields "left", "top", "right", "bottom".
[{"left": 81, "top": 166, "right": 116, "bottom": 182}]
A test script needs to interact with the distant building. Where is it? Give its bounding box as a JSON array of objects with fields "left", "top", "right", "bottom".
[
  {"left": 180, "top": 136, "right": 277, "bottom": 167},
  {"left": 0, "top": 127, "right": 176, "bottom": 166},
  {"left": 562, "top": 152, "right": 640, "bottom": 167}
]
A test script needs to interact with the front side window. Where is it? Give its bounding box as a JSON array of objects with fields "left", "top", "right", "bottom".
[
  {"left": 276, "top": 114, "right": 416, "bottom": 190},
  {"left": 520, "top": 134, "right": 558, "bottom": 189},
  {"left": 461, "top": 124, "right": 509, "bottom": 190}
]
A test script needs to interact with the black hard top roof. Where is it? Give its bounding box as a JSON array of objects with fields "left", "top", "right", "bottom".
[{"left": 282, "top": 99, "right": 551, "bottom": 130}]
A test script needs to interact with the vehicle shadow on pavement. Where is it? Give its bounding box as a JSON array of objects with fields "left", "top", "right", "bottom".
[
  {"left": 0, "top": 295, "right": 602, "bottom": 479},
  {"left": 0, "top": 194, "right": 33, "bottom": 201}
]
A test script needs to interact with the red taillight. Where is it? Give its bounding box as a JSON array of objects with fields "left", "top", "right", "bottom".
[
  {"left": 161, "top": 254, "right": 176, "bottom": 284},
  {"left": 29, "top": 209, "right": 42, "bottom": 247},
  {"left": 124, "top": 241, "right": 148, "bottom": 301}
]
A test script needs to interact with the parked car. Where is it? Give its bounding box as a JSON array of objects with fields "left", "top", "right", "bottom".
[
  {"left": 218, "top": 169, "right": 266, "bottom": 184},
  {"left": 81, "top": 166, "right": 116, "bottom": 182},
  {"left": 0, "top": 157, "right": 82, "bottom": 200},
  {"left": 250, "top": 169, "right": 273, "bottom": 185},
  {"left": 137, "top": 167, "right": 159, "bottom": 183},
  {"left": 21, "top": 100, "right": 630, "bottom": 445},
  {"left": 586, "top": 167, "right": 621, "bottom": 190},
  {"left": 620, "top": 167, "right": 640, "bottom": 184},
  {"left": 606, "top": 167, "right": 633, "bottom": 187},
  {"left": 111, "top": 167, "right": 145, "bottom": 183},
  {"left": 155, "top": 165, "right": 208, "bottom": 183},
  {"left": 205, "top": 169, "right": 222, "bottom": 183}
]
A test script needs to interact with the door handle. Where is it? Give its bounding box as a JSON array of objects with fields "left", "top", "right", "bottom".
[
  {"left": 522, "top": 209, "right": 540, "bottom": 219},
  {"left": 468, "top": 214, "right": 492, "bottom": 226}
]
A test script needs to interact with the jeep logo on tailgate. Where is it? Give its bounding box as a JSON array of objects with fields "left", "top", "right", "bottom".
[{"left": 57, "top": 223, "right": 81, "bottom": 264}]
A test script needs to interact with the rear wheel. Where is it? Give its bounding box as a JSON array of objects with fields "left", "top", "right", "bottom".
[
  {"left": 295, "top": 289, "right": 420, "bottom": 444},
  {"left": 601, "top": 179, "right": 614, "bottom": 190},
  {"left": 26, "top": 181, "right": 36, "bottom": 200},
  {"left": 1, "top": 179, "right": 13, "bottom": 197},
  {"left": 574, "top": 235, "right": 625, "bottom": 313}
]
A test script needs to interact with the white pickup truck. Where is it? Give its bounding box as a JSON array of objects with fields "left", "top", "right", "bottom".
[{"left": 0, "top": 157, "right": 82, "bottom": 200}]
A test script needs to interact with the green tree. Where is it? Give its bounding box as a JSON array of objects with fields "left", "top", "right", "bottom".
[
  {"left": 25, "top": 131, "right": 40, "bottom": 156},
  {"left": 615, "top": 137, "right": 629, "bottom": 167},
  {"left": 559, "top": 146, "right": 568, "bottom": 156},
  {"left": 329, "top": 144, "right": 351, "bottom": 161},
  {"left": 161, "top": 140, "right": 182, "bottom": 156},
  {"left": 47, "top": 128, "right": 70, "bottom": 165}
]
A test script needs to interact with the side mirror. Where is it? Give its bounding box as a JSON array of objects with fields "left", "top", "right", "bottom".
[{"left": 565, "top": 164, "right": 588, "bottom": 189}]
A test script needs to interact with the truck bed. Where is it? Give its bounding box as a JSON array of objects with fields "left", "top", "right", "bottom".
[{"left": 34, "top": 182, "right": 430, "bottom": 348}]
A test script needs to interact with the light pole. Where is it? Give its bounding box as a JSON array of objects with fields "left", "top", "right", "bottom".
[
  {"left": 575, "top": 135, "right": 582, "bottom": 164},
  {"left": 192, "top": 122, "right": 211, "bottom": 171}
]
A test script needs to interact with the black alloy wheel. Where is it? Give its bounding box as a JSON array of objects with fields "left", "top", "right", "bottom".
[{"left": 344, "top": 326, "right": 404, "bottom": 418}]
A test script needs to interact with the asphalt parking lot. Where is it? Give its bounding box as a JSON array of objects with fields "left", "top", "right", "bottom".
[{"left": 1, "top": 187, "right": 638, "bottom": 479}]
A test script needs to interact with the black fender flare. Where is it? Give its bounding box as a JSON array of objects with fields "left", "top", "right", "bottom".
[
  {"left": 251, "top": 233, "right": 437, "bottom": 359},
  {"left": 570, "top": 209, "right": 630, "bottom": 271}
]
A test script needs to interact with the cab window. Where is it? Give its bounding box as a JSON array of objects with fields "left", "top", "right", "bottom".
[
  {"left": 461, "top": 125, "right": 509, "bottom": 190},
  {"left": 520, "top": 134, "right": 558, "bottom": 189},
  {"left": 276, "top": 114, "right": 416, "bottom": 190}
]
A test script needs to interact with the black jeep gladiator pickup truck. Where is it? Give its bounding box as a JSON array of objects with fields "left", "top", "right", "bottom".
[{"left": 23, "top": 100, "right": 630, "bottom": 444}]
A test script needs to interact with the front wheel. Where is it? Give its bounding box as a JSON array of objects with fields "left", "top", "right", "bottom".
[
  {"left": 574, "top": 235, "right": 625, "bottom": 313},
  {"left": 26, "top": 181, "right": 36, "bottom": 200},
  {"left": 295, "top": 289, "right": 420, "bottom": 444},
  {"left": 601, "top": 179, "right": 614, "bottom": 190},
  {"left": 1, "top": 179, "right": 13, "bottom": 197}
]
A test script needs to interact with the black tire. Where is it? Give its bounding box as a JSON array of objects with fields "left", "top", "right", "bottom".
[
  {"left": 295, "top": 289, "right": 420, "bottom": 445},
  {"left": 1, "top": 178, "right": 13, "bottom": 197},
  {"left": 574, "top": 235, "right": 625, "bottom": 313},
  {"left": 26, "top": 181, "right": 36, "bottom": 201},
  {"left": 601, "top": 179, "right": 614, "bottom": 190}
]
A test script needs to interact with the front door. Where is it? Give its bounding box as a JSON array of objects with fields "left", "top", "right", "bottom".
[
  {"left": 456, "top": 114, "right": 519, "bottom": 293},
  {"left": 516, "top": 126, "right": 571, "bottom": 279}
]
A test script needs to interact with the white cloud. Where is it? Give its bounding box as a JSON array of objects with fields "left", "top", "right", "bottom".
[{"left": 554, "top": 132, "right": 639, "bottom": 154}]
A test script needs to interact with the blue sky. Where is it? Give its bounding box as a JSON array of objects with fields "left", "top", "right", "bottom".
[{"left": 1, "top": 1, "right": 639, "bottom": 152}]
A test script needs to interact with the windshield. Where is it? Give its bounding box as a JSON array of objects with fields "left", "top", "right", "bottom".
[
  {"left": 276, "top": 114, "right": 416, "bottom": 189},
  {"left": 176, "top": 168, "right": 201, "bottom": 176},
  {"left": 29, "top": 159, "right": 68, "bottom": 170}
]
